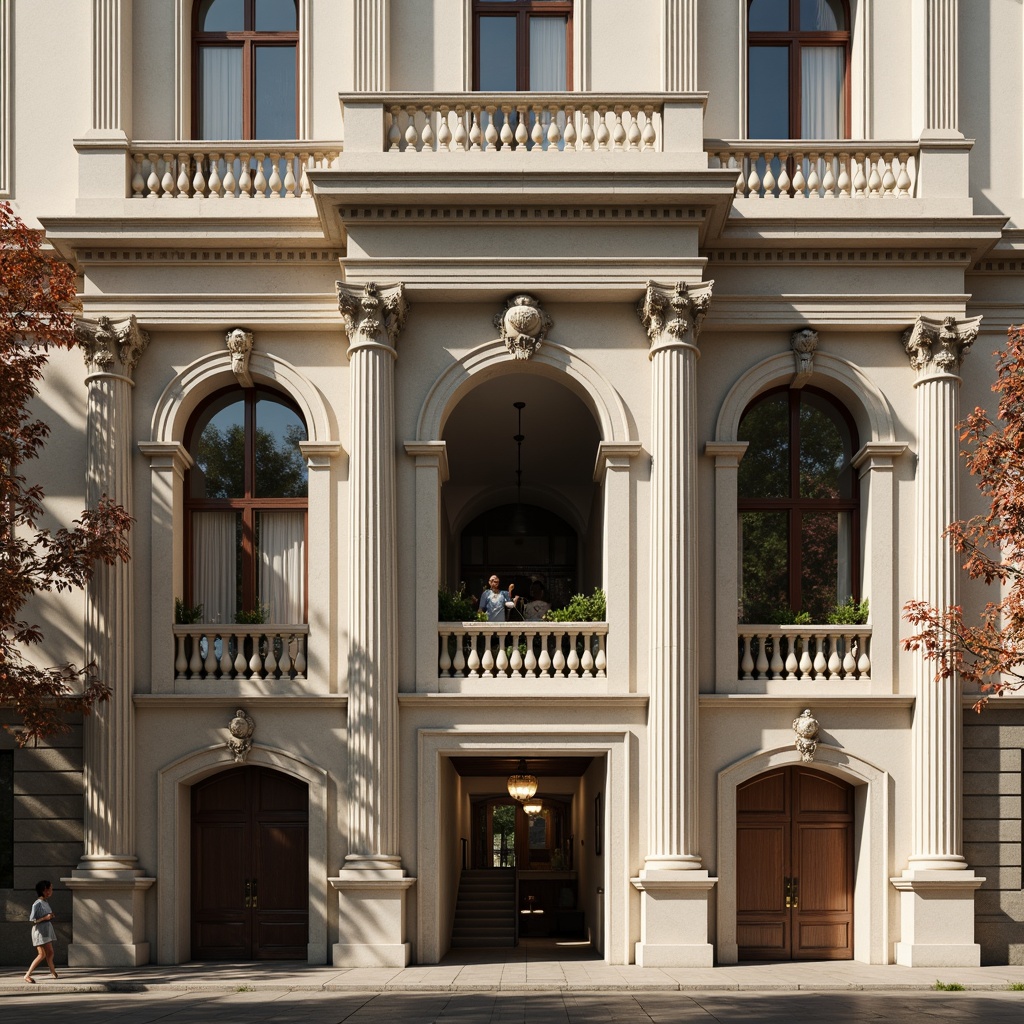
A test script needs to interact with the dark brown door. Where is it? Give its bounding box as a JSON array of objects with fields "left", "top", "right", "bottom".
[
  {"left": 191, "top": 766, "right": 308, "bottom": 960},
  {"left": 736, "top": 766, "right": 853, "bottom": 960}
]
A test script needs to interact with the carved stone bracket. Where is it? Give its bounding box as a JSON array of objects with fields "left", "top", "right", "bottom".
[
  {"left": 493, "top": 294, "right": 553, "bottom": 360},
  {"left": 75, "top": 315, "right": 149, "bottom": 378},
  {"left": 225, "top": 328, "right": 255, "bottom": 387},
  {"left": 792, "top": 708, "right": 820, "bottom": 762},
  {"left": 637, "top": 280, "right": 713, "bottom": 350},
  {"left": 226, "top": 708, "right": 255, "bottom": 763},
  {"left": 790, "top": 328, "right": 818, "bottom": 387},
  {"left": 903, "top": 315, "right": 982, "bottom": 379},
  {"left": 337, "top": 282, "right": 409, "bottom": 351}
]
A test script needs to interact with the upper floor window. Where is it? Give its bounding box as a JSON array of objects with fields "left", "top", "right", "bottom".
[
  {"left": 748, "top": 0, "right": 849, "bottom": 138},
  {"left": 185, "top": 387, "right": 308, "bottom": 624},
  {"left": 193, "top": 0, "right": 298, "bottom": 139},
  {"left": 737, "top": 387, "right": 858, "bottom": 623},
  {"left": 474, "top": 0, "right": 572, "bottom": 90}
]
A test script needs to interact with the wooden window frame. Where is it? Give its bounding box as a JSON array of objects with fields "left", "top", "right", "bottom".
[{"left": 472, "top": 0, "right": 574, "bottom": 91}]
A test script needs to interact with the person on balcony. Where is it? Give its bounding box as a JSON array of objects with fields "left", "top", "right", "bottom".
[
  {"left": 479, "top": 574, "right": 517, "bottom": 621},
  {"left": 523, "top": 580, "right": 551, "bottom": 621}
]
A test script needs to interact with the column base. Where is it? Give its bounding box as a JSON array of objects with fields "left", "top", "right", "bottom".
[
  {"left": 329, "top": 865, "right": 416, "bottom": 968},
  {"left": 62, "top": 868, "right": 155, "bottom": 968},
  {"left": 631, "top": 871, "right": 717, "bottom": 968},
  {"left": 891, "top": 870, "right": 985, "bottom": 967}
]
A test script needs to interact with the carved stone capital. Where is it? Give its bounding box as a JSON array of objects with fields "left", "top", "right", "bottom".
[
  {"left": 792, "top": 708, "right": 820, "bottom": 763},
  {"left": 493, "top": 294, "right": 553, "bottom": 360},
  {"left": 76, "top": 315, "right": 149, "bottom": 378},
  {"left": 337, "top": 281, "right": 409, "bottom": 353},
  {"left": 225, "top": 328, "right": 255, "bottom": 387},
  {"left": 902, "top": 315, "right": 981, "bottom": 379},
  {"left": 226, "top": 708, "right": 255, "bottom": 764},
  {"left": 637, "top": 280, "right": 713, "bottom": 351},
  {"left": 790, "top": 328, "right": 818, "bottom": 387}
]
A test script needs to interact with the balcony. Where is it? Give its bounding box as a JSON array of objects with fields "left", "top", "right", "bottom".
[{"left": 172, "top": 624, "right": 310, "bottom": 694}]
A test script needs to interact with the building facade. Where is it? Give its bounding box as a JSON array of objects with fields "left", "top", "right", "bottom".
[{"left": 1, "top": 0, "right": 1022, "bottom": 968}]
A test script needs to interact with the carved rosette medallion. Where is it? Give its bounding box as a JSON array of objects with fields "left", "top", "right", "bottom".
[
  {"left": 493, "top": 294, "right": 553, "bottom": 360},
  {"left": 337, "top": 281, "right": 409, "bottom": 351},
  {"left": 791, "top": 328, "right": 819, "bottom": 386},
  {"left": 792, "top": 708, "right": 820, "bottom": 763},
  {"left": 902, "top": 315, "right": 982, "bottom": 379},
  {"left": 225, "top": 327, "right": 255, "bottom": 387},
  {"left": 636, "top": 280, "right": 713, "bottom": 352},
  {"left": 226, "top": 708, "right": 255, "bottom": 763},
  {"left": 75, "top": 315, "right": 150, "bottom": 378}
]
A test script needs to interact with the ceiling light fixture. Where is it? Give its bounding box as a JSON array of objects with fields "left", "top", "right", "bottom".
[{"left": 506, "top": 758, "right": 538, "bottom": 803}]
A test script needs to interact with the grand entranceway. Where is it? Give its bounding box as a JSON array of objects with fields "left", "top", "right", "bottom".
[
  {"left": 736, "top": 765, "right": 854, "bottom": 960},
  {"left": 191, "top": 766, "right": 309, "bottom": 960}
]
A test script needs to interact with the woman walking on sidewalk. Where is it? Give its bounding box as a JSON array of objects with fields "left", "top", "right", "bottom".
[{"left": 24, "top": 880, "right": 58, "bottom": 983}]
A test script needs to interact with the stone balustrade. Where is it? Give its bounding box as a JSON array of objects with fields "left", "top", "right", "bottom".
[
  {"left": 173, "top": 624, "right": 308, "bottom": 681},
  {"left": 737, "top": 625, "right": 871, "bottom": 682},
  {"left": 438, "top": 622, "right": 608, "bottom": 680},
  {"left": 707, "top": 141, "right": 918, "bottom": 200},
  {"left": 130, "top": 145, "right": 342, "bottom": 199}
]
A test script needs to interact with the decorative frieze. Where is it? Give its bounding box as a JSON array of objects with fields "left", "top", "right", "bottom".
[
  {"left": 225, "top": 328, "right": 254, "bottom": 387},
  {"left": 790, "top": 328, "right": 818, "bottom": 386},
  {"left": 75, "top": 315, "right": 149, "bottom": 377},
  {"left": 903, "top": 315, "right": 981, "bottom": 379},
  {"left": 493, "top": 294, "right": 552, "bottom": 360}
]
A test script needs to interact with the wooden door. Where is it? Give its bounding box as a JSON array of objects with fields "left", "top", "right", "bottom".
[
  {"left": 736, "top": 766, "right": 853, "bottom": 960},
  {"left": 191, "top": 766, "right": 308, "bottom": 960}
]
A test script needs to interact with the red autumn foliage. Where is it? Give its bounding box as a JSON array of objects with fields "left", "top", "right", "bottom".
[
  {"left": 0, "top": 200, "right": 132, "bottom": 745},
  {"left": 903, "top": 325, "right": 1024, "bottom": 710}
]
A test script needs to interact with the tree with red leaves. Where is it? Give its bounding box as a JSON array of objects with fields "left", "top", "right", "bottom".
[
  {"left": 0, "top": 200, "right": 132, "bottom": 745},
  {"left": 904, "top": 325, "right": 1024, "bottom": 709}
]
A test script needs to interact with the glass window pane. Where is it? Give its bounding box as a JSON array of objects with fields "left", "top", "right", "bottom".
[
  {"left": 254, "top": 395, "right": 307, "bottom": 497},
  {"left": 199, "top": 0, "right": 244, "bottom": 32},
  {"left": 529, "top": 811, "right": 548, "bottom": 849},
  {"left": 738, "top": 393, "right": 790, "bottom": 499},
  {"left": 255, "top": 45, "right": 297, "bottom": 138},
  {"left": 190, "top": 394, "right": 246, "bottom": 498},
  {"left": 748, "top": 46, "right": 789, "bottom": 138},
  {"left": 479, "top": 16, "right": 518, "bottom": 90},
  {"left": 741, "top": 511, "right": 790, "bottom": 623},
  {"left": 198, "top": 46, "right": 243, "bottom": 139},
  {"left": 529, "top": 17, "right": 567, "bottom": 90},
  {"left": 800, "top": 511, "right": 841, "bottom": 620},
  {"left": 801, "top": 46, "right": 845, "bottom": 137},
  {"left": 800, "top": 0, "right": 845, "bottom": 31},
  {"left": 192, "top": 510, "right": 241, "bottom": 624},
  {"left": 255, "top": 0, "right": 297, "bottom": 31},
  {"left": 799, "top": 392, "right": 853, "bottom": 498},
  {"left": 257, "top": 511, "right": 305, "bottom": 622},
  {"left": 749, "top": 0, "right": 789, "bottom": 31}
]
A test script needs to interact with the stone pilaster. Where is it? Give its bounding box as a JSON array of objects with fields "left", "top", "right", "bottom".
[
  {"left": 90, "top": 0, "right": 132, "bottom": 134},
  {"left": 663, "top": 0, "right": 698, "bottom": 91},
  {"left": 923, "top": 0, "right": 958, "bottom": 133},
  {"left": 65, "top": 315, "right": 154, "bottom": 967},
  {"left": 330, "top": 282, "right": 415, "bottom": 967},
  {"left": 353, "top": 0, "right": 389, "bottom": 91},
  {"left": 892, "top": 314, "right": 984, "bottom": 967},
  {"left": 631, "top": 281, "right": 716, "bottom": 967}
]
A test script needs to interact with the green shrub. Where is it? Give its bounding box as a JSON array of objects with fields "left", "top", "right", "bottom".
[
  {"left": 826, "top": 596, "right": 869, "bottom": 625},
  {"left": 546, "top": 588, "right": 607, "bottom": 623},
  {"left": 438, "top": 584, "right": 477, "bottom": 622},
  {"left": 932, "top": 980, "right": 965, "bottom": 992},
  {"left": 235, "top": 604, "right": 268, "bottom": 625},
  {"left": 174, "top": 598, "right": 204, "bottom": 624},
  {"left": 792, "top": 610, "right": 813, "bottom": 626}
]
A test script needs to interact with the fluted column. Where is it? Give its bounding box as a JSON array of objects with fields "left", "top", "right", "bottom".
[
  {"left": 892, "top": 314, "right": 983, "bottom": 967},
  {"left": 664, "top": 0, "right": 698, "bottom": 91},
  {"left": 65, "top": 315, "right": 155, "bottom": 968},
  {"left": 330, "top": 282, "right": 415, "bottom": 968},
  {"left": 90, "top": 0, "right": 132, "bottom": 133},
  {"left": 923, "top": 0, "right": 958, "bottom": 132},
  {"left": 354, "top": 0, "right": 389, "bottom": 91},
  {"left": 631, "top": 281, "right": 716, "bottom": 968}
]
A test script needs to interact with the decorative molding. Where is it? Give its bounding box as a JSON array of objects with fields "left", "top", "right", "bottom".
[
  {"left": 637, "top": 279, "right": 713, "bottom": 347},
  {"left": 75, "top": 314, "right": 149, "bottom": 377},
  {"left": 337, "top": 281, "right": 409, "bottom": 350},
  {"left": 78, "top": 249, "right": 342, "bottom": 264},
  {"left": 492, "top": 294, "right": 553, "bottom": 361},
  {"left": 792, "top": 708, "right": 820, "bottom": 762},
  {"left": 790, "top": 328, "right": 818, "bottom": 387},
  {"left": 336, "top": 205, "right": 711, "bottom": 224},
  {"left": 903, "top": 314, "right": 982, "bottom": 379},
  {"left": 0, "top": 0, "right": 10, "bottom": 197},
  {"left": 705, "top": 248, "right": 973, "bottom": 265},
  {"left": 226, "top": 708, "right": 255, "bottom": 763},
  {"left": 225, "top": 327, "right": 255, "bottom": 388}
]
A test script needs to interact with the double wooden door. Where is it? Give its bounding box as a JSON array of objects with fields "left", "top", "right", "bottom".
[
  {"left": 191, "top": 766, "right": 309, "bottom": 960},
  {"left": 736, "top": 766, "right": 853, "bottom": 960}
]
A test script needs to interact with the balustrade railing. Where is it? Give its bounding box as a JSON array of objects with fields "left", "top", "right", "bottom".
[
  {"left": 380, "top": 94, "right": 662, "bottom": 154},
  {"left": 130, "top": 144, "right": 342, "bottom": 199},
  {"left": 438, "top": 622, "right": 608, "bottom": 680},
  {"left": 173, "top": 624, "right": 308, "bottom": 681},
  {"left": 737, "top": 626, "right": 871, "bottom": 683},
  {"left": 707, "top": 141, "right": 918, "bottom": 200}
]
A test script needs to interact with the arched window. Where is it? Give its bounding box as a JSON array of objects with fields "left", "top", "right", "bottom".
[
  {"left": 185, "top": 386, "right": 308, "bottom": 624},
  {"left": 193, "top": 0, "right": 298, "bottom": 139},
  {"left": 737, "top": 386, "right": 858, "bottom": 623},
  {"left": 473, "top": 0, "right": 572, "bottom": 90},
  {"left": 748, "top": 0, "right": 849, "bottom": 138}
]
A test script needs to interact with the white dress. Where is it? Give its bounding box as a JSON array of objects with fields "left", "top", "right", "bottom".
[{"left": 29, "top": 898, "right": 56, "bottom": 946}]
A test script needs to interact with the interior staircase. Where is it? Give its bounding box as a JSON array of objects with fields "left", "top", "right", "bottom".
[{"left": 450, "top": 868, "right": 517, "bottom": 947}]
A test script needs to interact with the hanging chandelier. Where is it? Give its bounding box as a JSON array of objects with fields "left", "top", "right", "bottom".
[
  {"left": 506, "top": 758, "right": 538, "bottom": 803},
  {"left": 522, "top": 798, "right": 544, "bottom": 817}
]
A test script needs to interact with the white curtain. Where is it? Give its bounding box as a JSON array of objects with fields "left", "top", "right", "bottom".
[
  {"left": 193, "top": 512, "right": 237, "bottom": 624},
  {"left": 199, "top": 47, "right": 242, "bottom": 139},
  {"left": 529, "top": 18, "right": 567, "bottom": 91},
  {"left": 801, "top": 46, "right": 844, "bottom": 137},
  {"left": 259, "top": 511, "right": 305, "bottom": 623}
]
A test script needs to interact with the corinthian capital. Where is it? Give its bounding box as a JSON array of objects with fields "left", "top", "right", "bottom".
[
  {"left": 903, "top": 315, "right": 981, "bottom": 378},
  {"left": 75, "top": 315, "right": 149, "bottom": 377},
  {"left": 637, "top": 280, "right": 713, "bottom": 349},
  {"left": 337, "top": 282, "right": 409, "bottom": 351}
]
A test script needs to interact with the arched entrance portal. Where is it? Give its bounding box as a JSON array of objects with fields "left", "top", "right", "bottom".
[
  {"left": 191, "top": 766, "right": 309, "bottom": 960},
  {"left": 736, "top": 765, "right": 853, "bottom": 960}
]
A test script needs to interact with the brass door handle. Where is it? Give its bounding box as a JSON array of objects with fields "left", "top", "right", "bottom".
[
  {"left": 252, "top": 878, "right": 258, "bottom": 909},
  {"left": 244, "top": 879, "right": 252, "bottom": 908},
  {"left": 792, "top": 876, "right": 799, "bottom": 909},
  {"left": 784, "top": 877, "right": 792, "bottom": 908}
]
